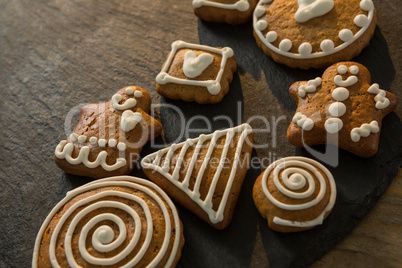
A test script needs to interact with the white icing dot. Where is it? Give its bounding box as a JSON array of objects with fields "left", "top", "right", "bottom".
[
  {"left": 328, "top": 102, "right": 347, "bottom": 117},
  {"left": 360, "top": 0, "right": 374, "bottom": 11},
  {"left": 354, "top": 14, "right": 369, "bottom": 28},
  {"left": 98, "top": 139, "right": 107, "bottom": 147},
  {"left": 69, "top": 133, "right": 78, "bottom": 142},
  {"left": 236, "top": 0, "right": 250, "bottom": 12},
  {"left": 108, "top": 139, "right": 117, "bottom": 148},
  {"left": 325, "top": 118, "right": 343, "bottom": 133},
  {"left": 332, "top": 87, "right": 350, "bottom": 101},
  {"left": 349, "top": 65, "right": 359, "bottom": 74},
  {"left": 117, "top": 142, "right": 126, "bottom": 151},
  {"left": 320, "top": 39, "right": 335, "bottom": 52},
  {"left": 339, "top": 29, "right": 354, "bottom": 42},
  {"left": 337, "top": 65, "right": 348, "bottom": 74},
  {"left": 134, "top": 90, "right": 142, "bottom": 98},
  {"left": 89, "top": 137, "right": 98, "bottom": 144},
  {"left": 78, "top": 135, "right": 87, "bottom": 144},
  {"left": 93, "top": 225, "right": 114, "bottom": 245},
  {"left": 298, "top": 42, "right": 312, "bottom": 55},
  {"left": 256, "top": 20, "right": 268, "bottom": 31},
  {"left": 255, "top": 6, "right": 266, "bottom": 17},
  {"left": 125, "top": 87, "right": 134, "bottom": 95},
  {"left": 265, "top": 31, "right": 278, "bottom": 43},
  {"left": 279, "top": 39, "right": 292, "bottom": 52}
]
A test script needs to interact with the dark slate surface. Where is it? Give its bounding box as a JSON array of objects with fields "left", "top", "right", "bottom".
[{"left": 0, "top": 0, "right": 401, "bottom": 267}]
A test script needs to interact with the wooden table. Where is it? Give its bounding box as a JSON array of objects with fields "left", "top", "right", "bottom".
[{"left": 1, "top": 0, "right": 400, "bottom": 267}]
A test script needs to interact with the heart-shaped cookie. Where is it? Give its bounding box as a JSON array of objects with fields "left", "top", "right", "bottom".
[{"left": 54, "top": 86, "right": 162, "bottom": 179}]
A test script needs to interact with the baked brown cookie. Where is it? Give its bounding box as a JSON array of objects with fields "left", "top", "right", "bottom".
[
  {"left": 253, "top": 156, "right": 336, "bottom": 233},
  {"left": 141, "top": 124, "right": 253, "bottom": 229},
  {"left": 55, "top": 86, "right": 162, "bottom": 179},
  {"left": 156, "top": 40, "right": 237, "bottom": 104},
  {"left": 193, "top": 0, "right": 258, "bottom": 25},
  {"left": 287, "top": 62, "right": 398, "bottom": 157},
  {"left": 32, "top": 176, "right": 184, "bottom": 267},
  {"left": 253, "top": 0, "right": 377, "bottom": 69}
]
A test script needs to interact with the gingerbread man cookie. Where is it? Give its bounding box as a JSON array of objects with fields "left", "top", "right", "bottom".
[
  {"left": 156, "top": 41, "right": 237, "bottom": 104},
  {"left": 193, "top": 0, "right": 258, "bottom": 25},
  {"left": 54, "top": 86, "right": 162, "bottom": 179},
  {"left": 287, "top": 62, "right": 398, "bottom": 157},
  {"left": 253, "top": 0, "right": 377, "bottom": 69}
]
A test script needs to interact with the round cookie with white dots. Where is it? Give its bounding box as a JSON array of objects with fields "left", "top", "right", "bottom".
[
  {"left": 287, "top": 62, "right": 398, "bottom": 157},
  {"left": 253, "top": 0, "right": 377, "bottom": 69}
]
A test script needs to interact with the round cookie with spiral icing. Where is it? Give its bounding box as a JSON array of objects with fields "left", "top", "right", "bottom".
[
  {"left": 32, "top": 176, "right": 184, "bottom": 267},
  {"left": 253, "top": 156, "right": 336, "bottom": 232},
  {"left": 193, "top": 0, "right": 258, "bottom": 25},
  {"left": 253, "top": 0, "right": 377, "bottom": 69}
]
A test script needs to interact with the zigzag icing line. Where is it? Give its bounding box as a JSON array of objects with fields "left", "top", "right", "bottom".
[
  {"left": 367, "top": 83, "right": 390, "bottom": 109},
  {"left": 350, "top": 120, "right": 379, "bottom": 142},
  {"left": 141, "top": 124, "right": 252, "bottom": 224}
]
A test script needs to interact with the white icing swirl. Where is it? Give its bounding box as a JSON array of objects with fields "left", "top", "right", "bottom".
[
  {"left": 183, "top": 51, "right": 214, "bottom": 78},
  {"left": 298, "top": 77, "right": 322, "bottom": 97},
  {"left": 121, "top": 110, "right": 143, "bottom": 132},
  {"left": 261, "top": 157, "right": 336, "bottom": 228},
  {"left": 295, "top": 0, "right": 334, "bottom": 23},
  {"left": 32, "top": 177, "right": 182, "bottom": 268}
]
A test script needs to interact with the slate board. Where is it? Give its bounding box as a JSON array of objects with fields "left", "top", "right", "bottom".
[{"left": 0, "top": 1, "right": 401, "bottom": 268}]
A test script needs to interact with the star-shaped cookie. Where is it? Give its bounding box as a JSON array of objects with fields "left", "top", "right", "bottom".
[
  {"left": 55, "top": 86, "right": 162, "bottom": 178},
  {"left": 287, "top": 62, "right": 398, "bottom": 157}
]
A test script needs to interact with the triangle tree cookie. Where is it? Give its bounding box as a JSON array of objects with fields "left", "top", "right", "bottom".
[
  {"left": 287, "top": 62, "right": 398, "bottom": 157},
  {"left": 141, "top": 124, "right": 254, "bottom": 229},
  {"left": 55, "top": 86, "right": 162, "bottom": 179}
]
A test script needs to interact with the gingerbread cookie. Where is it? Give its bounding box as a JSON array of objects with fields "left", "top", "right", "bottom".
[
  {"left": 55, "top": 86, "right": 162, "bottom": 179},
  {"left": 156, "top": 40, "right": 237, "bottom": 104},
  {"left": 193, "top": 0, "right": 258, "bottom": 25},
  {"left": 253, "top": 156, "right": 337, "bottom": 232},
  {"left": 287, "top": 62, "right": 398, "bottom": 157},
  {"left": 141, "top": 124, "right": 253, "bottom": 229},
  {"left": 32, "top": 176, "right": 184, "bottom": 267},
  {"left": 253, "top": 0, "right": 377, "bottom": 69}
]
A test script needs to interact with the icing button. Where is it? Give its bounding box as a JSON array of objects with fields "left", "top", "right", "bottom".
[
  {"left": 255, "top": 6, "right": 266, "bottom": 17},
  {"left": 332, "top": 87, "right": 350, "bottom": 101},
  {"left": 349, "top": 65, "right": 359, "bottom": 74},
  {"left": 69, "top": 133, "right": 78, "bottom": 142},
  {"left": 279, "top": 39, "right": 292, "bottom": 52},
  {"left": 89, "top": 137, "right": 98, "bottom": 145},
  {"left": 325, "top": 118, "right": 343, "bottom": 133},
  {"left": 360, "top": 0, "right": 374, "bottom": 11},
  {"left": 117, "top": 142, "right": 126, "bottom": 151},
  {"left": 328, "top": 102, "right": 347, "bottom": 117}
]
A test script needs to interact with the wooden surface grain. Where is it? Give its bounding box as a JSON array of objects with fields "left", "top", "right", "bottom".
[{"left": 0, "top": 0, "right": 401, "bottom": 267}]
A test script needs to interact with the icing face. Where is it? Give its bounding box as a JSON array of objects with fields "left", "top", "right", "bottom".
[
  {"left": 32, "top": 176, "right": 182, "bottom": 267},
  {"left": 295, "top": 0, "right": 334, "bottom": 23},
  {"left": 156, "top": 40, "right": 234, "bottom": 96},
  {"left": 253, "top": 0, "right": 375, "bottom": 59},
  {"left": 192, "top": 0, "right": 250, "bottom": 12},
  {"left": 141, "top": 124, "right": 253, "bottom": 226},
  {"left": 54, "top": 87, "right": 162, "bottom": 177}
]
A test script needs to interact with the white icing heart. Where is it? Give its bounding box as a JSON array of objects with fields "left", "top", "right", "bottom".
[
  {"left": 120, "top": 110, "right": 142, "bottom": 132},
  {"left": 295, "top": 0, "right": 334, "bottom": 23},
  {"left": 182, "top": 51, "right": 214, "bottom": 78}
]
